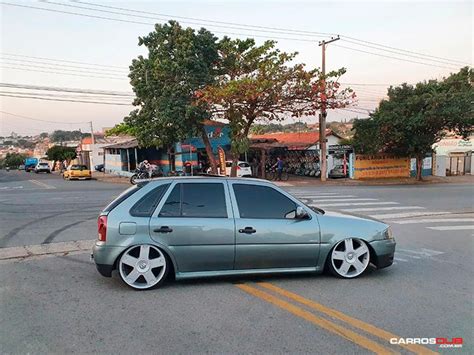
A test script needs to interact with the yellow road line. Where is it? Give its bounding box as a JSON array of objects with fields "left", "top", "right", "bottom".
[
  {"left": 29, "top": 179, "right": 55, "bottom": 189},
  {"left": 236, "top": 284, "right": 397, "bottom": 354},
  {"left": 258, "top": 282, "right": 437, "bottom": 355}
]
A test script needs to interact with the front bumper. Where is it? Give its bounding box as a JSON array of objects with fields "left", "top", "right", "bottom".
[
  {"left": 92, "top": 242, "right": 126, "bottom": 278},
  {"left": 369, "top": 238, "right": 396, "bottom": 269}
]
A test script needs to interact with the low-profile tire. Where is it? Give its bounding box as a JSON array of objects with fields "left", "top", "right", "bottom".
[
  {"left": 118, "top": 244, "right": 169, "bottom": 290},
  {"left": 328, "top": 238, "right": 370, "bottom": 279}
]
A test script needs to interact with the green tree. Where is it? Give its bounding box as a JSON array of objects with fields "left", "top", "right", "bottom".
[
  {"left": 39, "top": 132, "right": 49, "bottom": 139},
  {"left": 125, "top": 21, "right": 220, "bottom": 173},
  {"left": 51, "top": 130, "right": 83, "bottom": 143},
  {"left": 199, "top": 37, "right": 353, "bottom": 176},
  {"left": 105, "top": 123, "right": 137, "bottom": 136},
  {"left": 1, "top": 153, "right": 26, "bottom": 168},
  {"left": 352, "top": 67, "right": 474, "bottom": 180},
  {"left": 46, "top": 146, "right": 77, "bottom": 162}
]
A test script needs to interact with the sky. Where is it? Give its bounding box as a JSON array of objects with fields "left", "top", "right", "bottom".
[{"left": 0, "top": 0, "right": 472, "bottom": 136}]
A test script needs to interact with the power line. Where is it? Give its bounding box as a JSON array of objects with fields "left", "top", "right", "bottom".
[
  {"left": 0, "top": 55, "right": 128, "bottom": 74},
  {"left": 0, "top": 2, "right": 318, "bottom": 43},
  {"left": 71, "top": 0, "right": 471, "bottom": 66},
  {"left": 71, "top": 0, "right": 336, "bottom": 37},
  {"left": 0, "top": 65, "right": 127, "bottom": 80},
  {"left": 0, "top": 93, "right": 133, "bottom": 105},
  {"left": 341, "top": 36, "right": 471, "bottom": 66},
  {"left": 0, "top": 91, "right": 132, "bottom": 104},
  {"left": 0, "top": 110, "right": 90, "bottom": 124},
  {"left": 45, "top": 0, "right": 330, "bottom": 39},
  {"left": 334, "top": 44, "right": 461, "bottom": 70},
  {"left": 340, "top": 38, "right": 467, "bottom": 67},
  {"left": 0, "top": 52, "right": 128, "bottom": 70},
  {"left": 0, "top": 60, "right": 127, "bottom": 78},
  {"left": 0, "top": 82, "right": 134, "bottom": 97}
]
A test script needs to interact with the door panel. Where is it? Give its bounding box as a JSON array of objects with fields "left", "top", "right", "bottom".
[
  {"left": 149, "top": 181, "right": 235, "bottom": 272},
  {"left": 230, "top": 182, "right": 320, "bottom": 270},
  {"left": 234, "top": 218, "right": 319, "bottom": 269},
  {"left": 150, "top": 217, "right": 235, "bottom": 272}
]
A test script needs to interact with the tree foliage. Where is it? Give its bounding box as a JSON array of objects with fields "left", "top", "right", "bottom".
[
  {"left": 0, "top": 153, "right": 27, "bottom": 168},
  {"left": 197, "top": 37, "right": 354, "bottom": 175},
  {"left": 105, "top": 123, "right": 137, "bottom": 137},
  {"left": 46, "top": 146, "right": 77, "bottom": 162},
  {"left": 352, "top": 67, "right": 474, "bottom": 180},
  {"left": 51, "top": 130, "right": 89, "bottom": 143},
  {"left": 125, "top": 21, "right": 220, "bottom": 172}
]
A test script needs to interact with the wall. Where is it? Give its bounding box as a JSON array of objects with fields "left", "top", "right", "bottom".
[
  {"left": 353, "top": 155, "right": 410, "bottom": 179},
  {"left": 410, "top": 156, "right": 432, "bottom": 177}
]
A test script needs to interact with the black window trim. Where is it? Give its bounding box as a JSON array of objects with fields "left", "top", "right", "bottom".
[{"left": 130, "top": 183, "right": 170, "bottom": 217}]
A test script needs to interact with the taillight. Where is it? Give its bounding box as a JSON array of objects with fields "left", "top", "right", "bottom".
[
  {"left": 98, "top": 215, "right": 107, "bottom": 241},
  {"left": 237, "top": 166, "right": 241, "bottom": 170}
]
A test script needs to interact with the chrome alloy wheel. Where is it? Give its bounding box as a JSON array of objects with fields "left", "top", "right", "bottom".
[
  {"left": 330, "top": 238, "right": 370, "bottom": 278},
  {"left": 119, "top": 245, "right": 167, "bottom": 290}
]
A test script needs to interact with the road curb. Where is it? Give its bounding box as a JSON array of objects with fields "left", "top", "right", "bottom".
[{"left": 0, "top": 240, "right": 95, "bottom": 260}]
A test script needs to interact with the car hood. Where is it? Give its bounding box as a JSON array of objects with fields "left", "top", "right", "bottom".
[{"left": 322, "top": 210, "right": 386, "bottom": 224}]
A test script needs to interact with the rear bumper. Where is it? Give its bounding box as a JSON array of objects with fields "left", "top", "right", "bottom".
[
  {"left": 369, "top": 239, "right": 396, "bottom": 269},
  {"left": 92, "top": 242, "right": 126, "bottom": 278}
]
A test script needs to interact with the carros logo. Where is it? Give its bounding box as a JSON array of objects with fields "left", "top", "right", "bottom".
[{"left": 390, "top": 337, "right": 463, "bottom": 348}]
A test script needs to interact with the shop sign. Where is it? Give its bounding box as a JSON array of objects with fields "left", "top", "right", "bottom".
[
  {"left": 218, "top": 146, "right": 226, "bottom": 174},
  {"left": 354, "top": 155, "right": 410, "bottom": 179},
  {"left": 329, "top": 144, "right": 353, "bottom": 154}
]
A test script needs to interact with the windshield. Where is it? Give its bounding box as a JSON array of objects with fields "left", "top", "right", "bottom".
[{"left": 71, "top": 165, "right": 88, "bottom": 170}]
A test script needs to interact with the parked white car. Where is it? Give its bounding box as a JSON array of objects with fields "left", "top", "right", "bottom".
[
  {"left": 225, "top": 161, "right": 252, "bottom": 177},
  {"left": 34, "top": 162, "right": 51, "bottom": 173},
  {"left": 207, "top": 161, "right": 253, "bottom": 177}
]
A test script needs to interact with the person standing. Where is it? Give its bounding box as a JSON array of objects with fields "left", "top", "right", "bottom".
[{"left": 273, "top": 156, "right": 284, "bottom": 180}]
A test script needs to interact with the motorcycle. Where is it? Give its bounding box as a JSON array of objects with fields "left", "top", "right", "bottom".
[{"left": 130, "top": 166, "right": 163, "bottom": 184}]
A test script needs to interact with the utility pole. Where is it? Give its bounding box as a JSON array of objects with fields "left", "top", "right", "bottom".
[
  {"left": 318, "top": 35, "right": 340, "bottom": 181},
  {"left": 89, "top": 121, "right": 95, "bottom": 170}
]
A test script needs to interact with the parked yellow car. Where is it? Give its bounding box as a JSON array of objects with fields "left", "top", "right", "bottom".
[{"left": 63, "top": 164, "right": 92, "bottom": 180}]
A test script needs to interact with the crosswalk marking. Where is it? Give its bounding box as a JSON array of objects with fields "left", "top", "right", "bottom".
[
  {"left": 306, "top": 198, "right": 378, "bottom": 203},
  {"left": 427, "top": 225, "right": 474, "bottom": 231},
  {"left": 316, "top": 202, "right": 399, "bottom": 207},
  {"left": 398, "top": 248, "right": 445, "bottom": 257},
  {"left": 296, "top": 195, "right": 358, "bottom": 199},
  {"left": 368, "top": 211, "right": 450, "bottom": 219},
  {"left": 342, "top": 206, "right": 424, "bottom": 212},
  {"left": 393, "top": 218, "right": 474, "bottom": 224}
]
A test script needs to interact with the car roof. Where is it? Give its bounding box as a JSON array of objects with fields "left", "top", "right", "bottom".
[{"left": 140, "top": 176, "right": 273, "bottom": 186}]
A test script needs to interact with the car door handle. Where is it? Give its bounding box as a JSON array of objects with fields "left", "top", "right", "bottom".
[
  {"left": 154, "top": 226, "right": 173, "bottom": 233},
  {"left": 239, "top": 227, "right": 256, "bottom": 234}
]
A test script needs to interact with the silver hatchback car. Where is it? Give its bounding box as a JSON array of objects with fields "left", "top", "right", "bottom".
[{"left": 92, "top": 177, "right": 395, "bottom": 290}]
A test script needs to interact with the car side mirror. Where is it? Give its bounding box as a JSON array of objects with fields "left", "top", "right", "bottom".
[{"left": 296, "top": 206, "right": 310, "bottom": 220}]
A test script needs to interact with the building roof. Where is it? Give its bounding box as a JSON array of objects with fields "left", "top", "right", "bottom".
[
  {"left": 103, "top": 139, "right": 138, "bottom": 149},
  {"left": 251, "top": 130, "right": 341, "bottom": 148}
]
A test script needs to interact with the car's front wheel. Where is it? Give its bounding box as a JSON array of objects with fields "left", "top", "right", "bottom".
[
  {"left": 328, "top": 238, "right": 370, "bottom": 278},
  {"left": 118, "top": 244, "right": 169, "bottom": 290}
]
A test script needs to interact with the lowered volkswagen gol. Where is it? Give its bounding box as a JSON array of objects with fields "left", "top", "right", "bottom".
[{"left": 92, "top": 177, "right": 395, "bottom": 290}]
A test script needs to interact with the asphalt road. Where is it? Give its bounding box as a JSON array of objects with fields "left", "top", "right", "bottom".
[{"left": 0, "top": 169, "right": 473, "bottom": 354}]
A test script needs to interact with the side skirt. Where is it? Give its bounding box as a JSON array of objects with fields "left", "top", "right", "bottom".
[{"left": 175, "top": 266, "right": 322, "bottom": 280}]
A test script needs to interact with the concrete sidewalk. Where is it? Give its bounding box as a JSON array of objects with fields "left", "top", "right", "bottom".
[{"left": 92, "top": 171, "right": 474, "bottom": 187}]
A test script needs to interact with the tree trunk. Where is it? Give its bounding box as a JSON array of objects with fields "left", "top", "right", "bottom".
[
  {"left": 200, "top": 126, "right": 218, "bottom": 174},
  {"left": 416, "top": 154, "right": 423, "bottom": 181},
  {"left": 230, "top": 150, "right": 239, "bottom": 177}
]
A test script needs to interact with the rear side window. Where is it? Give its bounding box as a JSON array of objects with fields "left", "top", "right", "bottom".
[
  {"left": 239, "top": 162, "right": 250, "bottom": 168},
  {"left": 233, "top": 184, "right": 297, "bottom": 219},
  {"left": 102, "top": 183, "right": 147, "bottom": 213},
  {"left": 130, "top": 184, "right": 170, "bottom": 217},
  {"left": 159, "top": 183, "right": 227, "bottom": 218}
]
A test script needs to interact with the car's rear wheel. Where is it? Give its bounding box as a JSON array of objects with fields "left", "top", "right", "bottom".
[
  {"left": 118, "top": 244, "right": 168, "bottom": 290},
  {"left": 328, "top": 238, "right": 370, "bottom": 278}
]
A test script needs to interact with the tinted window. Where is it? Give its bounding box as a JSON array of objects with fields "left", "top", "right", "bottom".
[
  {"left": 238, "top": 162, "right": 250, "bottom": 168},
  {"left": 159, "top": 183, "right": 227, "bottom": 218},
  {"left": 233, "top": 184, "right": 297, "bottom": 219},
  {"left": 182, "top": 183, "right": 227, "bottom": 218},
  {"left": 159, "top": 184, "right": 181, "bottom": 217},
  {"left": 71, "top": 165, "right": 88, "bottom": 170},
  {"left": 130, "top": 184, "right": 170, "bottom": 217},
  {"left": 103, "top": 182, "right": 148, "bottom": 213}
]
